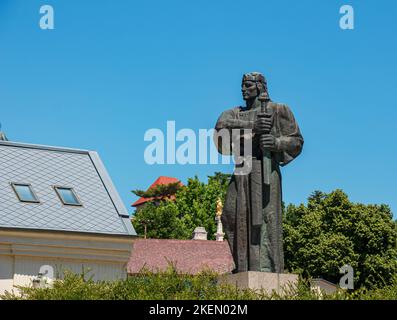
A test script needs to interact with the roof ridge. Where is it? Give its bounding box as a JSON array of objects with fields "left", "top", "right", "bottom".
[{"left": 0, "top": 140, "right": 90, "bottom": 154}]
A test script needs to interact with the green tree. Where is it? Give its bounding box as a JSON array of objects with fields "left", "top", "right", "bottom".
[
  {"left": 132, "top": 181, "right": 181, "bottom": 200},
  {"left": 283, "top": 189, "right": 397, "bottom": 289},
  {"left": 131, "top": 201, "right": 188, "bottom": 239},
  {"left": 131, "top": 173, "right": 231, "bottom": 240}
]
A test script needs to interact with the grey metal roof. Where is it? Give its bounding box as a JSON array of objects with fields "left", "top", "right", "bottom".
[{"left": 0, "top": 140, "right": 136, "bottom": 237}]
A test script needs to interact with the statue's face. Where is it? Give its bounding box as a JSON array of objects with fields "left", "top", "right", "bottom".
[{"left": 241, "top": 80, "right": 258, "bottom": 101}]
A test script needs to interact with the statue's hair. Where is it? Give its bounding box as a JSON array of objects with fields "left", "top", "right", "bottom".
[{"left": 242, "top": 72, "right": 270, "bottom": 100}]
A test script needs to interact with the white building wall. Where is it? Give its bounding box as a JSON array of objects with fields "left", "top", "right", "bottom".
[
  {"left": 0, "top": 230, "right": 133, "bottom": 296},
  {"left": 0, "top": 255, "right": 14, "bottom": 295},
  {"left": 13, "top": 257, "right": 126, "bottom": 285}
]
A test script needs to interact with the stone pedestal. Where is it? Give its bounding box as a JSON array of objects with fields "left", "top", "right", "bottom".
[{"left": 219, "top": 271, "right": 298, "bottom": 295}]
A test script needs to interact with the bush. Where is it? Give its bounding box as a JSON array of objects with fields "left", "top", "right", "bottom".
[
  {"left": 2, "top": 266, "right": 397, "bottom": 300},
  {"left": 1, "top": 267, "right": 260, "bottom": 300}
]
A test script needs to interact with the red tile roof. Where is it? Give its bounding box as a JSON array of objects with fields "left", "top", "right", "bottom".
[
  {"left": 127, "top": 239, "right": 235, "bottom": 275},
  {"left": 132, "top": 176, "right": 182, "bottom": 207}
]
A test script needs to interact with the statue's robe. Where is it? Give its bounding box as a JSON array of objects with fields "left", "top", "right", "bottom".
[{"left": 214, "top": 101, "right": 303, "bottom": 273}]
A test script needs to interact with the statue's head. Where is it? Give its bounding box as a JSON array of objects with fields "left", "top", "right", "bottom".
[{"left": 241, "top": 72, "right": 270, "bottom": 102}]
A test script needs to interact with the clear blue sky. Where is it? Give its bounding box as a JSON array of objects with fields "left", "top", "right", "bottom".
[{"left": 1, "top": 0, "right": 396, "bottom": 217}]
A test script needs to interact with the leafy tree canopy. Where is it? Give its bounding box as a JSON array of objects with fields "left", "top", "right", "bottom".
[
  {"left": 284, "top": 189, "right": 397, "bottom": 289},
  {"left": 132, "top": 172, "right": 231, "bottom": 240}
]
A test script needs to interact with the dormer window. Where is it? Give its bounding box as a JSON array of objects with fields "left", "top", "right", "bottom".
[
  {"left": 11, "top": 183, "right": 40, "bottom": 203},
  {"left": 54, "top": 186, "right": 82, "bottom": 206}
]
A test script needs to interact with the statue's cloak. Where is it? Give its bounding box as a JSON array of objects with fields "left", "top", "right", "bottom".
[{"left": 214, "top": 102, "right": 303, "bottom": 272}]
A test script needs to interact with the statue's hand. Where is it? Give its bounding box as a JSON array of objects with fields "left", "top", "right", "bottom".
[
  {"left": 254, "top": 113, "right": 273, "bottom": 134},
  {"left": 259, "top": 134, "right": 278, "bottom": 152}
]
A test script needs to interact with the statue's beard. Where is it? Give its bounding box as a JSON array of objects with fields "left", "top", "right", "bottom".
[
  {"left": 243, "top": 94, "right": 257, "bottom": 101},
  {"left": 243, "top": 96, "right": 258, "bottom": 103}
]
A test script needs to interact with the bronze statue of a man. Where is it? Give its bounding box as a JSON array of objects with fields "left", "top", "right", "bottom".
[{"left": 214, "top": 72, "right": 304, "bottom": 273}]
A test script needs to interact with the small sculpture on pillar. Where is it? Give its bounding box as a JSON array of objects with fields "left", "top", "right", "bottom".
[{"left": 215, "top": 198, "right": 225, "bottom": 242}]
